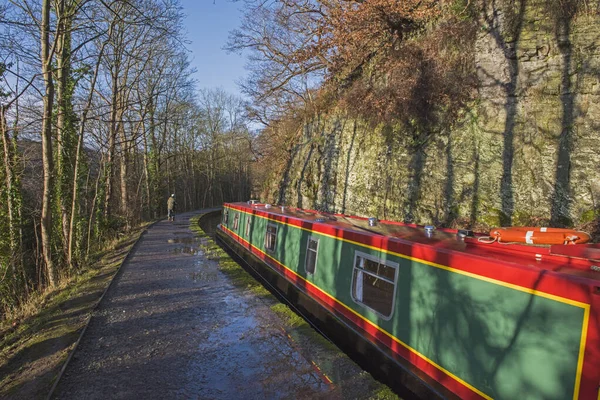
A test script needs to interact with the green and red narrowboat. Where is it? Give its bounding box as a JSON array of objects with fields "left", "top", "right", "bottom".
[{"left": 216, "top": 201, "right": 600, "bottom": 400}]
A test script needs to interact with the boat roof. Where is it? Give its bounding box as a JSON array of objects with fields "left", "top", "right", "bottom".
[{"left": 225, "top": 202, "right": 600, "bottom": 285}]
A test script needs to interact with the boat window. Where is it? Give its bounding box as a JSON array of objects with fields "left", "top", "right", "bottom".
[
  {"left": 233, "top": 213, "right": 240, "bottom": 230},
  {"left": 304, "top": 237, "right": 319, "bottom": 275},
  {"left": 245, "top": 217, "right": 252, "bottom": 238},
  {"left": 351, "top": 252, "right": 398, "bottom": 318},
  {"left": 265, "top": 223, "right": 278, "bottom": 252},
  {"left": 223, "top": 209, "right": 229, "bottom": 225}
]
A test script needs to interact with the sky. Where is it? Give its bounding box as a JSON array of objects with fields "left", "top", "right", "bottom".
[{"left": 179, "top": 0, "right": 248, "bottom": 99}]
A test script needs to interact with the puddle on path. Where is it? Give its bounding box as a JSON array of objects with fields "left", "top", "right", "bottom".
[
  {"left": 189, "top": 266, "right": 218, "bottom": 283},
  {"left": 166, "top": 237, "right": 206, "bottom": 256},
  {"left": 169, "top": 246, "right": 202, "bottom": 255},
  {"left": 186, "top": 293, "right": 330, "bottom": 398},
  {"left": 167, "top": 237, "right": 198, "bottom": 244}
]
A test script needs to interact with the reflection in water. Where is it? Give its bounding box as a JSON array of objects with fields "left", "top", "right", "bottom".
[
  {"left": 189, "top": 265, "right": 218, "bottom": 282},
  {"left": 166, "top": 235, "right": 206, "bottom": 256},
  {"left": 168, "top": 237, "right": 200, "bottom": 244},
  {"left": 198, "top": 212, "right": 222, "bottom": 236},
  {"left": 191, "top": 298, "right": 330, "bottom": 399},
  {"left": 170, "top": 246, "right": 201, "bottom": 255}
]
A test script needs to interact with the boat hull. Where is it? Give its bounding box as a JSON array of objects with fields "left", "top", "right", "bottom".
[
  {"left": 216, "top": 227, "right": 454, "bottom": 399},
  {"left": 218, "top": 203, "right": 600, "bottom": 400}
]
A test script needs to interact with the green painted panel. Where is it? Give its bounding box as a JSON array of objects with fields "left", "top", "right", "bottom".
[{"left": 224, "top": 208, "right": 585, "bottom": 399}]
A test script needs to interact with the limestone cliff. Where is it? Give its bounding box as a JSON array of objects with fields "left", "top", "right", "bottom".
[{"left": 258, "top": 1, "right": 600, "bottom": 231}]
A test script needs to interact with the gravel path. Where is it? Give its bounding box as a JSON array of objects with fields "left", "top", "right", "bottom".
[{"left": 52, "top": 211, "right": 335, "bottom": 399}]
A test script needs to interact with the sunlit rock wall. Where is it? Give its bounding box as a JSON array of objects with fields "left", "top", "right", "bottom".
[{"left": 264, "top": 1, "right": 600, "bottom": 229}]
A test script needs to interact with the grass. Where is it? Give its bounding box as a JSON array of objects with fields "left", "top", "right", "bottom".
[{"left": 270, "top": 302, "right": 308, "bottom": 328}]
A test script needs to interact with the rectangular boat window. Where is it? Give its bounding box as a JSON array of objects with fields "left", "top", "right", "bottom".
[
  {"left": 304, "top": 237, "right": 319, "bottom": 275},
  {"left": 245, "top": 217, "right": 252, "bottom": 238},
  {"left": 264, "top": 223, "right": 278, "bottom": 252},
  {"left": 223, "top": 209, "right": 229, "bottom": 225},
  {"left": 351, "top": 252, "right": 398, "bottom": 318},
  {"left": 233, "top": 213, "right": 240, "bottom": 230}
]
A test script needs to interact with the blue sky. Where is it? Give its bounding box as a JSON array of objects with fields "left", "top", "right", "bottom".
[{"left": 179, "top": 0, "right": 247, "bottom": 98}]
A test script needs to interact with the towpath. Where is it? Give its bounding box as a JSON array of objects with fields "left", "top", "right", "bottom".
[{"left": 51, "top": 211, "right": 385, "bottom": 399}]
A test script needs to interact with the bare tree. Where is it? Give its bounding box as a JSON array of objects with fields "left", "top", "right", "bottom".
[{"left": 40, "top": 0, "right": 56, "bottom": 285}]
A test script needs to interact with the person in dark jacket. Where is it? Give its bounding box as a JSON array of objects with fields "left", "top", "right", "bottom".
[{"left": 167, "top": 194, "right": 177, "bottom": 221}]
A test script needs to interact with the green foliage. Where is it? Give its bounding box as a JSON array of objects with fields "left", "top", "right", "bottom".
[
  {"left": 102, "top": 216, "right": 128, "bottom": 238},
  {"left": 448, "top": 0, "right": 477, "bottom": 20},
  {"left": 368, "top": 387, "right": 398, "bottom": 400},
  {"left": 0, "top": 184, "right": 12, "bottom": 312},
  {"left": 580, "top": 209, "right": 600, "bottom": 224},
  {"left": 270, "top": 303, "right": 307, "bottom": 328}
]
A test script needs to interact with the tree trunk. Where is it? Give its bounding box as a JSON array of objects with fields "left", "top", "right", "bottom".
[
  {"left": 104, "top": 81, "right": 119, "bottom": 220},
  {"left": 118, "top": 122, "right": 129, "bottom": 229},
  {"left": 41, "top": 0, "right": 56, "bottom": 286},
  {"left": 13, "top": 85, "right": 27, "bottom": 293},
  {"left": 1, "top": 106, "right": 17, "bottom": 264},
  {"left": 67, "top": 126, "right": 83, "bottom": 269},
  {"left": 55, "top": 5, "right": 74, "bottom": 260},
  {"left": 142, "top": 129, "right": 152, "bottom": 217},
  {"left": 87, "top": 154, "right": 104, "bottom": 259}
]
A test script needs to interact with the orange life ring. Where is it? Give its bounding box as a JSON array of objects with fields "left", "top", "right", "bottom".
[{"left": 489, "top": 227, "right": 591, "bottom": 245}]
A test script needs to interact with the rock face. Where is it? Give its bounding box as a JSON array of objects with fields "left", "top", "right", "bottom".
[{"left": 262, "top": 1, "right": 600, "bottom": 230}]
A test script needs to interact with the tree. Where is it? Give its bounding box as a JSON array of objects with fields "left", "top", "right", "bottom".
[
  {"left": 228, "top": 0, "right": 446, "bottom": 123},
  {"left": 0, "top": 0, "right": 255, "bottom": 318},
  {"left": 40, "top": 0, "right": 56, "bottom": 286}
]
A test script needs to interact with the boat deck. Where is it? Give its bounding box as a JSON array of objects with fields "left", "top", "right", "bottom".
[{"left": 231, "top": 203, "right": 600, "bottom": 284}]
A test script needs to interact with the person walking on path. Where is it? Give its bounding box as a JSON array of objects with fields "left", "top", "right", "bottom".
[{"left": 167, "top": 194, "right": 177, "bottom": 221}]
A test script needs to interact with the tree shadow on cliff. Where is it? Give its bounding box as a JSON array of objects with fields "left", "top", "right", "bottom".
[
  {"left": 440, "top": 130, "right": 456, "bottom": 226},
  {"left": 423, "top": 249, "right": 579, "bottom": 399},
  {"left": 575, "top": 45, "right": 600, "bottom": 231},
  {"left": 479, "top": 0, "right": 527, "bottom": 226},
  {"left": 295, "top": 117, "right": 321, "bottom": 209},
  {"left": 291, "top": 113, "right": 342, "bottom": 211},
  {"left": 470, "top": 142, "right": 481, "bottom": 227},
  {"left": 280, "top": 116, "right": 321, "bottom": 206},
  {"left": 278, "top": 143, "right": 301, "bottom": 205},
  {"left": 318, "top": 118, "right": 345, "bottom": 212},
  {"left": 341, "top": 120, "right": 359, "bottom": 214},
  {"left": 381, "top": 125, "right": 397, "bottom": 220},
  {"left": 549, "top": 1, "right": 583, "bottom": 227},
  {"left": 403, "top": 51, "right": 439, "bottom": 224},
  {"left": 296, "top": 142, "right": 315, "bottom": 209},
  {"left": 449, "top": 128, "right": 481, "bottom": 229}
]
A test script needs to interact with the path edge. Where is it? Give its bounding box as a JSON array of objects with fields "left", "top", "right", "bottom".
[{"left": 45, "top": 219, "right": 161, "bottom": 400}]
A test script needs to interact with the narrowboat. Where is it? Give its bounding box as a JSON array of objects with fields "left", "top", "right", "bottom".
[{"left": 216, "top": 201, "right": 600, "bottom": 400}]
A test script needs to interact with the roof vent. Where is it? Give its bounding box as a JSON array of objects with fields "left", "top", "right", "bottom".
[
  {"left": 457, "top": 229, "right": 474, "bottom": 239},
  {"left": 424, "top": 225, "right": 435, "bottom": 238}
]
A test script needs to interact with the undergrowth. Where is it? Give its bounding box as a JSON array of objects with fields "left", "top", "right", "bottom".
[
  {"left": 0, "top": 222, "right": 149, "bottom": 399},
  {"left": 0, "top": 223, "right": 147, "bottom": 353}
]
